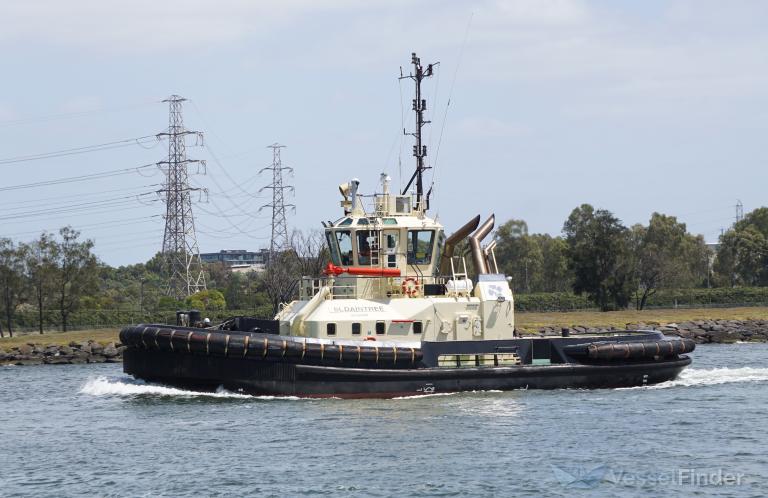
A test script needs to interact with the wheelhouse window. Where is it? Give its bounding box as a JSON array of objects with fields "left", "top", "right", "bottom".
[
  {"left": 407, "top": 230, "right": 435, "bottom": 265},
  {"left": 384, "top": 231, "right": 399, "bottom": 268},
  {"left": 335, "top": 231, "right": 353, "bottom": 265},
  {"left": 326, "top": 232, "right": 341, "bottom": 266},
  {"left": 357, "top": 230, "right": 379, "bottom": 266}
]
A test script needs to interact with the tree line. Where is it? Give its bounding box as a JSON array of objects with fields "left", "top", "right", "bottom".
[
  {"left": 0, "top": 228, "right": 329, "bottom": 337},
  {"left": 0, "top": 227, "right": 97, "bottom": 336},
  {"left": 494, "top": 204, "right": 768, "bottom": 311},
  {"left": 1, "top": 206, "right": 765, "bottom": 336}
]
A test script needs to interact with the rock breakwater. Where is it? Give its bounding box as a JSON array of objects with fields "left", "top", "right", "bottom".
[
  {"left": 0, "top": 341, "right": 124, "bottom": 366},
  {"left": 518, "top": 319, "right": 768, "bottom": 343}
]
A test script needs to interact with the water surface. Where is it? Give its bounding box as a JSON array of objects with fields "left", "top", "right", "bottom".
[{"left": 2, "top": 344, "right": 767, "bottom": 496}]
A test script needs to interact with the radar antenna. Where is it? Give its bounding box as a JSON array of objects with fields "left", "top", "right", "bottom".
[{"left": 400, "top": 52, "right": 438, "bottom": 211}]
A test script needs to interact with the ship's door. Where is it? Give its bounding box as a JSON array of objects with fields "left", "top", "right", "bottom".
[{"left": 383, "top": 230, "right": 400, "bottom": 268}]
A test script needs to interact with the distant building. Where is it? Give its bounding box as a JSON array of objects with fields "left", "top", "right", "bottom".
[{"left": 200, "top": 249, "right": 271, "bottom": 268}]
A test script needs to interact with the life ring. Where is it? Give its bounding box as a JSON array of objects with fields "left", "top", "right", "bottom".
[
  {"left": 364, "top": 336, "right": 377, "bottom": 341},
  {"left": 401, "top": 277, "right": 420, "bottom": 297}
]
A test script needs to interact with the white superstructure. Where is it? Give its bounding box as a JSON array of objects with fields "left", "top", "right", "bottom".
[{"left": 274, "top": 174, "right": 515, "bottom": 344}]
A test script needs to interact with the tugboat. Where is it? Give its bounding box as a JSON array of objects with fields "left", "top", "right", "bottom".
[{"left": 121, "top": 53, "right": 695, "bottom": 398}]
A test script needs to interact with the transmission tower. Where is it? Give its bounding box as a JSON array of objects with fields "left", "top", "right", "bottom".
[
  {"left": 157, "top": 95, "right": 207, "bottom": 299},
  {"left": 735, "top": 200, "right": 744, "bottom": 224},
  {"left": 260, "top": 143, "right": 295, "bottom": 259}
]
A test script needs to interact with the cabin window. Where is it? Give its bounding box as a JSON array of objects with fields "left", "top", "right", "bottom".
[
  {"left": 335, "top": 231, "right": 353, "bottom": 265},
  {"left": 413, "top": 321, "right": 422, "bottom": 334},
  {"left": 357, "top": 218, "right": 369, "bottom": 225},
  {"left": 327, "top": 323, "right": 336, "bottom": 336},
  {"left": 339, "top": 218, "right": 353, "bottom": 226},
  {"left": 407, "top": 230, "right": 435, "bottom": 265},
  {"left": 352, "top": 323, "right": 361, "bottom": 335},
  {"left": 396, "top": 196, "right": 411, "bottom": 214},
  {"left": 357, "top": 230, "right": 379, "bottom": 266},
  {"left": 383, "top": 218, "right": 398, "bottom": 225},
  {"left": 384, "top": 231, "right": 399, "bottom": 268},
  {"left": 326, "top": 232, "right": 341, "bottom": 265},
  {"left": 357, "top": 231, "right": 371, "bottom": 265},
  {"left": 376, "top": 321, "right": 386, "bottom": 335}
]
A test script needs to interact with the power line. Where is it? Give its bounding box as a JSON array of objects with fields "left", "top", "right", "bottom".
[
  {"left": 0, "top": 196, "right": 157, "bottom": 222},
  {"left": 0, "top": 135, "right": 161, "bottom": 165},
  {"left": 431, "top": 12, "right": 473, "bottom": 202},
  {"left": 0, "top": 189, "right": 157, "bottom": 214},
  {"left": 0, "top": 203, "right": 158, "bottom": 227},
  {"left": 0, "top": 99, "right": 160, "bottom": 128},
  {"left": 0, "top": 183, "right": 161, "bottom": 208},
  {"left": 0, "top": 164, "right": 156, "bottom": 192},
  {"left": 0, "top": 215, "right": 160, "bottom": 238}
]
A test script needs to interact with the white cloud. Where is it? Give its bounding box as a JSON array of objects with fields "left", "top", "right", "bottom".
[{"left": 0, "top": 0, "right": 367, "bottom": 51}]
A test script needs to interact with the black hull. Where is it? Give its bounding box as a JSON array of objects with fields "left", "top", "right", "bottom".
[{"left": 123, "top": 348, "right": 691, "bottom": 398}]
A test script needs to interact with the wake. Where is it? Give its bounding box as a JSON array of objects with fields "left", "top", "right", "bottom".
[
  {"left": 642, "top": 367, "right": 768, "bottom": 390},
  {"left": 79, "top": 375, "right": 300, "bottom": 400}
]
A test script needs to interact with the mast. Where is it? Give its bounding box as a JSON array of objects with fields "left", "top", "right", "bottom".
[{"left": 400, "top": 52, "right": 437, "bottom": 211}]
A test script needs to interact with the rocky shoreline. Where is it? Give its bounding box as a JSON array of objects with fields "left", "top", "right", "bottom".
[
  {"left": 519, "top": 318, "right": 768, "bottom": 343},
  {"left": 0, "top": 340, "right": 124, "bottom": 366}
]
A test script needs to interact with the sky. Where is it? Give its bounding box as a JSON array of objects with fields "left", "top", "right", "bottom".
[{"left": 1, "top": 0, "right": 766, "bottom": 266}]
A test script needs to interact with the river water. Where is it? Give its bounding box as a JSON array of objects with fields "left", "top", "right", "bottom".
[{"left": 2, "top": 344, "right": 767, "bottom": 497}]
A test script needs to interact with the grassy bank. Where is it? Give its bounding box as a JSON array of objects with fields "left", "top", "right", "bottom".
[
  {"left": 0, "top": 329, "right": 120, "bottom": 348},
  {"left": 515, "top": 306, "right": 768, "bottom": 330}
]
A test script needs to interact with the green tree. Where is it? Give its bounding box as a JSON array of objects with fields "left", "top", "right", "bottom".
[
  {"left": 563, "top": 204, "right": 634, "bottom": 311},
  {"left": 494, "top": 220, "right": 573, "bottom": 293},
  {"left": 53, "top": 227, "right": 98, "bottom": 331},
  {"left": 494, "top": 220, "right": 543, "bottom": 293},
  {"left": 535, "top": 234, "right": 572, "bottom": 292},
  {"left": 632, "top": 213, "right": 708, "bottom": 309},
  {"left": 714, "top": 207, "right": 768, "bottom": 286},
  {"left": 186, "top": 289, "right": 226, "bottom": 311},
  {"left": 0, "top": 239, "right": 27, "bottom": 337},
  {"left": 25, "top": 233, "right": 57, "bottom": 334}
]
